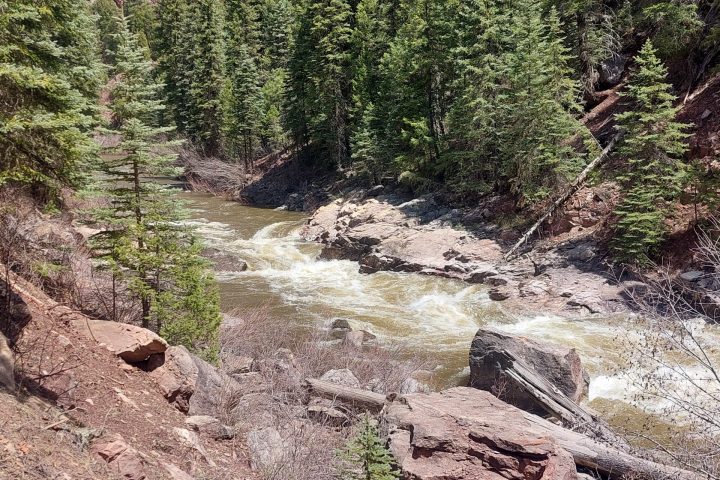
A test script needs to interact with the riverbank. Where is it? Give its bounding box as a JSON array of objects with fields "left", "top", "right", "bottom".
[
  {"left": 184, "top": 152, "right": 640, "bottom": 319},
  {"left": 302, "top": 188, "right": 634, "bottom": 318}
]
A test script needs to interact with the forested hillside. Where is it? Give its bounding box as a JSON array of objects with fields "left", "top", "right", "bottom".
[{"left": 4, "top": 0, "right": 718, "bottom": 264}]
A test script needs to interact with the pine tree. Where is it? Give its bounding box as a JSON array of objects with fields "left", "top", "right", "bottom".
[
  {"left": 310, "top": 0, "right": 355, "bottom": 166},
  {"left": 449, "top": 0, "right": 590, "bottom": 203},
  {"left": 378, "top": 0, "right": 458, "bottom": 181},
  {"left": 186, "top": 0, "right": 228, "bottom": 156},
  {"left": 156, "top": 0, "right": 193, "bottom": 129},
  {"left": 338, "top": 415, "right": 399, "bottom": 480},
  {"left": 612, "top": 40, "right": 689, "bottom": 263},
  {"left": 92, "top": 0, "right": 122, "bottom": 64},
  {"left": 156, "top": 0, "right": 227, "bottom": 156},
  {"left": 0, "top": 0, "right": 102, "bottom": 197},
  {"left": 350, "top": 0, "right": 392, "bottom": 181},
  {"left": 225, "top": 0, "right": 263, "bottom": 168},
  {"left": 98, "top": 14, "right": 221, "bottom": 360}
]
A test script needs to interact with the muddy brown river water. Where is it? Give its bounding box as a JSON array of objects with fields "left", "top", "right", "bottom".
[{"left": 175, "top": 188, "right": 719, "bottom": 435}]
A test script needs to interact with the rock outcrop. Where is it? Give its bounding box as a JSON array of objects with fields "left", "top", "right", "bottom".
[
  {"left": 150, "top": 345, "right": 261, "bottom": 416},
  {"left": 74, "top": 319, "right": 168, "bottom": 363},
  {"left": 469, "top": 329, "right": 589, "bottom": 412},
  {"left": 385, "top": 387, "right": 578, "bottom": 480},
  {"left": 303, "top": 193, "right": 626, "bottom": 316},
  {"left": 92, "top": 434, "right": 148, "bottom": 480}
]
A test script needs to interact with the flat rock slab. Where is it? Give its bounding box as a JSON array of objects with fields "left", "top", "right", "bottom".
[
  {"left": 385, "top": 387, "right": 577, "bottom": 480},
  {"left": 74, "top": 320, "right": 167, "bottom": 363}
]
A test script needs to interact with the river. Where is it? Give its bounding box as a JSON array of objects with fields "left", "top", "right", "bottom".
[{"left": 176, "top": 188, "right": 717, "bottom": 434}]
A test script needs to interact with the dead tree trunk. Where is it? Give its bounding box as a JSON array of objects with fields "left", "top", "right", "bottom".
[
  {"left": 305, "top": 378, "right": 387, "bottom": 411},
  {"left": 522, "top": 412, "right": 703, "bottom": 480},
  {"left": 505, "top": 132, "right": 623, "bottom": 261}
]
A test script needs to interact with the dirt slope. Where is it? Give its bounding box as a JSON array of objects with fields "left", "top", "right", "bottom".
[{"left": 1, "top": 272, "right": 255, "bottom": 480}]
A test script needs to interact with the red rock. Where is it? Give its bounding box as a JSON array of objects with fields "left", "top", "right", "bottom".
[
  {"left": 92, "top": 434, "right": 147, "bottom": 480},
  {"left": 74, "top": 319, "right": 167, "bottom": 363},
  {"left": 385, "top": 388, "right": 577, "bottom": 480}
]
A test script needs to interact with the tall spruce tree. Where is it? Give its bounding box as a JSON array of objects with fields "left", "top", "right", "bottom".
[
  {"left": 378, "top": 0, "right": 457, "bottom": 182},
  {"left": 99, "top": 14, "right": 221, "bottom": 360},
  {"left": 225, "top": 0, "right": 263, "bottom": 167},
  {"left": 449, "top": 0, "right": 590, "bottom": 202},
  {"left": 0, "top": 0, "right": 102, "bottom": 197},
  {"left": 612, "top": 40, "right": 689, "bottom": 263},
  {"left": 285, "top": 0, "right": 355, "bottom": 167},
  {"left": 186, "top": 0, "right": 228, "bottom": 156},
  {"left": 156, "top": 0, "right": 227, "bottom": 156}
]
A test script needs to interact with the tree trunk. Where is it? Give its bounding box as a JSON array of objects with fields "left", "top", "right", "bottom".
[
  {"left": 505, "top": 132, "right": 623, "bottom": 260},
  {"left": 305, "top": 378, "right": 387, "bottom": 411}
]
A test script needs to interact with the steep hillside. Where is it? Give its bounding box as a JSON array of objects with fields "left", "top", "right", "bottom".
[{"left": 0, "top": 271, "right": 255, "bottom": 480}]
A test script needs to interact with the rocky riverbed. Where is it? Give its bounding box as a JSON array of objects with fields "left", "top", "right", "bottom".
[{"left": 302, "top": 189, "right": 634, "bottom": 318}]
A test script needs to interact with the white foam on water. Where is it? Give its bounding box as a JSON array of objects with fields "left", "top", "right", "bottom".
[{"left": 182, "top": 211, "right": 720, "bottom": 420}]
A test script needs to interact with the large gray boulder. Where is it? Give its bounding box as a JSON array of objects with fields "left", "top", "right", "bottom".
[
  {"left": 150, "top": 346, "right": 245, "bottom": 416},
  {"left": 469, "top": 329, "right": 589, "bottom": 411}
]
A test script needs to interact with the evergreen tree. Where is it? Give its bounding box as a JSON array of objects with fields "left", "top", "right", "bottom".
[
  {"left": 378, "top": 0, "right": 458, "bottom": 182},
  {"left": 310, "top": 0, "right": 355, "bottom": 166},
  {"left": 156, "top": 0, "right": 227, "bottom": 156},
  {"left": 98, "top": 14, "right": 221, "bottom": 360},
  {"left": 0, "top": 0, "right": 102, "bottom": 197},
  {"left": 449, "top": 0, "right": 590, "bottom": 203},
  {"left": 337, "top": 415, "right": 399, "bottom": 480},
  {"left": 285, "top": 5, "right": 316, "bottom": 152},
  {"left": 156, "top": 0, "right": 193, "bottom": 129},
  {"left": 285, "top": 0, "right": 355, "bottom": 167},
  {"left": 92, "top": 0, "right": 122, "bottom": 64},
  {"left": 225, "top": 0, "right": 263, "bottom": 167},
  {"left": 186, "top": 0, "right": 228, "bottom": 156},
  {"left": 350, "top": 0, "right": 393, "bottom": 181},
  {"left": 612, "top": 40, "right": 690, "bottom": 263}
]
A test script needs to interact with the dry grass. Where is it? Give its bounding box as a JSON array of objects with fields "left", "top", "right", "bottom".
[
  {"left": 221, "top": 307, "right": 432, "bottom": 400},
  {"left": 219, "top": 307, "right": 433, "bottom": 480}
]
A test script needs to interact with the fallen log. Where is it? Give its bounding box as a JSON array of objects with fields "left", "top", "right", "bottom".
[
  {"left": 505, "top": 132, "right": 623, "bottom": 261},
  {"left": 492, "top": 349, "right": 627, "bottom": 446},
  {"left": 305, "top": 378, "right": 386, "bottom": 411},
  {"left": 521, "top": 411, "right": 702, "bottom": 480}
]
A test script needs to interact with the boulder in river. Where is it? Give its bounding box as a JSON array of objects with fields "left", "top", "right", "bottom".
[
  {"left": 469, "top": 329, "right": 589, "bottom": 412},
  {"left": 201, "top": 247, "right": 248, "bottom": 272}
]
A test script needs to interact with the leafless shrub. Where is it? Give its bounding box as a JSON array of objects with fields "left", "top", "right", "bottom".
[
  {"left": 181, "top": 147, "right": 250, "bottom": 199},
  {"left": 219, "top": 308, "right": 432, "bottom": 480},
  {"left": 621, "top": 218, "right": 720, "bottom": 478},
  {"left": 221, "top": 307, "right": 433, "bottom": 401}
]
